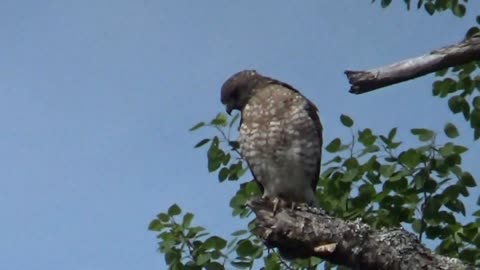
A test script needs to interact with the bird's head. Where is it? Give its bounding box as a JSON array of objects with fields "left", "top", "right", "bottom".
[{"left": 221, "top": 70, "right": 266, "bottom": 114}]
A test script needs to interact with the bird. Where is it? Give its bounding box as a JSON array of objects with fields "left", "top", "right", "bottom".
[{"left": 220, "top": 70, "right": 323, "bottom": 208}]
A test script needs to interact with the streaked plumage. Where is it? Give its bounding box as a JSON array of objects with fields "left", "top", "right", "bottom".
[{"left": 221, "top": 70, "right": 323, "bottom": 205}]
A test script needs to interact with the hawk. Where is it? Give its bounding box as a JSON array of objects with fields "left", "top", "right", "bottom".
[{"left": 221, "top": 70, "right": 323, "bottom": 206}]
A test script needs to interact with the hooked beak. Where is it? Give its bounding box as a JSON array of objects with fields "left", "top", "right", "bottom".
[{"left": 225, "top": 104, "right": 233, "bottom": 115}]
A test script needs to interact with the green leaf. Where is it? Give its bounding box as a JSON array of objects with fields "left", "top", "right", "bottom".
[
  {"left": 190, "top": 122, "right": 205, "bottom": 131},
  {"left": 471, "top": 109, "right": 480, "bottom": 129},
  {"left": 210, "top": 113, "right": 228, "bottom": 127},
  {"left": 439, "top": 142, "right": 455, "bottom": 157},
  {"left": 324, "top": 155, "right": 342, "bottom": 166},
  {"left": 196, "top": 253, "right": 211, "bottom": 265},
  {"left": 417, "top": 0, "right": 424, "bottom": 10},
  {"left": 448, "top": 95, "right": 464, "bottom": 114},
  {"left": 148, "top": 219, "right": 164, "bottom": 231},
  {"left": 459, "top": 249, "right": 479, "bottom": 265},
  {"left": 359, "top": 182, "right": 375, "bottom": 197},
  {"left": 229, "top": 193, "right": 247, "bottom": 209},
  {"left": 453, "top": 144, "right": 468, "bottom": 154},
  {"left": 340, "top": 114, "right": 354, "bottom": 127},
  {"left": 462, "top": 99, "right": 471, "bottom": 121},
  {"left": 452, "top": 4, "right": 466, "bottom": 17},
  {"left": 410, "top": 128, "right": 434, "bottom": 141},
  {"left": 205, "top": 262, "right": 224, "bottom": 270},
  {"left": 414, "top": 173, "right": 426, "bottom": 190},
  {"left": 222, "top": 153, "right": 230, "bottom": 165},
  {"left": 227, "top": 161, "right": 246, "bottom": 180},
  {"left": 412, "top": 219, "right": 423, "bottom": 234},
  {"left": 424, "top": 2, "right": 435, "bottom": 15},
  {"left": 358, "top": 128, "right": 376, "bottom": 146},
  {"left": 218, "top": 167, "right": 229, "bottom": 182},
  {"left": 460, "top": 172, "right": 476, "bottom": 187},
  {"left": 381, "top": 0, "right": 392, "bottom": 8},
  {"left": 343, "top": 157, "right": 359, "bottom": 169},
  {"left": 326, "top": 138, "right": 341, "bottom": 153},
  {"left": 360, "top": 145, "right": 381, "bottom": 156},
  {"left": 236, "top": 239, "right": 254, "bottom": 257},
  {"left": 473, "top": 97, "right": 480, "bottom": 110},
  {"left": 231, "top": 230, "right": 248, "bottom": 236},
  {"left": 245, "top": 181, "right": 261, "bottom": 196},
  {"left": 204, "top": 236, "right": 227, "bottom": 250},
  {"left": 445, "top": 199, "right": 466, "bottom": 215},
  {"left": 207, "top": 137, "right": 223, "bottom": 172},
  {"left": 168, "top": 204, "right": 182, "bottom": 216},
  {"left": 182, "top": 213, "right": 194, "bottom": 228},
  {"left": 435, "top": 68, "right": 448, "bottom": 77},
  {"left": 194, "top": 138, "right": 210, "bottom": 148},
  {"left": 341, "top": 168, "right": 359, "bottom": 182},
  {"left": 399, "top": 149, "right": 421, "bottom": 168},
  {"left": 263, "top": 253, "right": 281, "bottom": 270},
  {"left": 165, "top": 250, "right": 181, "bottom": 265},
  {"left": 158, "top": 213, "right": 170, "bottom": 222},
  {"left": 442, "top": 185, "right": 461, "bottom": 201},
  {"left": 388, "top": 127, "right": 397, "bottom": 140},
  {"left": 189, "top": 226, "right": 206, "bottom": 235},
  {"left": 444, "top": 123, "right": 459, "bottom": 138},
  {"left": 379, "top": 164, "right": 396, "bottom": 178}
]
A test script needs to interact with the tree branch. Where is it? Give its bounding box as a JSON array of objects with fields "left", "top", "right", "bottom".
[
  {"left": 345, "top": 34, "right": 480, "bottom": 94},
  {"left": 249, "top": 198, "right": 473, "bottom": 270}
]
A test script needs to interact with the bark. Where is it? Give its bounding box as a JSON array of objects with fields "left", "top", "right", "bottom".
[
  {"left": 249, "top": 198, "right": 473, "bottom": 270},
  {"left": 345, "top": 34, "right": 480, "bottom": 94}
]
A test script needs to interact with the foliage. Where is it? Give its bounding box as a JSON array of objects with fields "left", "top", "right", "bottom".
[
  {"left": 148, "top": 203, "right": 266, "bottom": 270},
  {"left": 373, "top": 0, "right": 469, "bottom": 17},
  {"left": 150, "top": 1, "right": 480, "bottom": 269},
  {"left": 373, "top": 0, "right": 480, "bottom": 141}
]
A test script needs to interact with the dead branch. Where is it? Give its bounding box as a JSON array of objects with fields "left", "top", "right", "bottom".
[
  {"left": 249, "top": 198, "right": 473, "bottom": 270},
  {"left": 345, "top": 34, "right": 480, "bottom": 94}
]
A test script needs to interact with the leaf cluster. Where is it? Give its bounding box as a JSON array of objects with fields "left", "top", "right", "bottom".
[
  {"left": 149, "top": 204, "right": 270, "bottom": 270},
  {"left": 373, "top": 0, "right": 470, "bottom": 17},
  {"left": 320, "top": 116, "right": 479, "bottom": 265}
]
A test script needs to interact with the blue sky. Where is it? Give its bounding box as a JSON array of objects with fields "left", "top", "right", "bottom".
[{"left": 1, "top": 1, "right": 479, "bottom": 269}]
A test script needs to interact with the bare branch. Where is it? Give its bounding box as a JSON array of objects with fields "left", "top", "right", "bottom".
[
  {"left": 249, "top": 198, "right": 473, "bottom": 270},
  {"left": 345, "top": 35, "right": 480, "bottom": 94}
]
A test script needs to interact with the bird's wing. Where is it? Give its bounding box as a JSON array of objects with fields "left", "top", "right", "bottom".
[
  {"left": 305, "top": 101, "right": 323, "bottom": 191},
  {"left": 265, "top": 78, "right": 323, "bottom": 191}
]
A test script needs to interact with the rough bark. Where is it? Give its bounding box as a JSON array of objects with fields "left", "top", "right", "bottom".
[
  {"left": 249, "top": 198, "right": 473, "bottom": 270},
  {"left": 345, "top": 34, "right": 480, "bottom": 94}
]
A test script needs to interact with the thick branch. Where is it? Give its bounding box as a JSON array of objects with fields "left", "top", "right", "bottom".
[
  {"left": 345, "top": 35, "right": 480, "bottom": 94},
  {"left": 249, "top": 198, "right": 472, "bottom": 270}
]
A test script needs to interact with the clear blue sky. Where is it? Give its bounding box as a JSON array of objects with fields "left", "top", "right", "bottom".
[{"left": 1, "top": 1, "right": 479, "bottom": 269}]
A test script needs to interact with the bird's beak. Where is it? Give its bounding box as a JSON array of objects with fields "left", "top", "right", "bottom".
[{"left": 225, "top": 104, "right": 233, "bottom": 115}]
